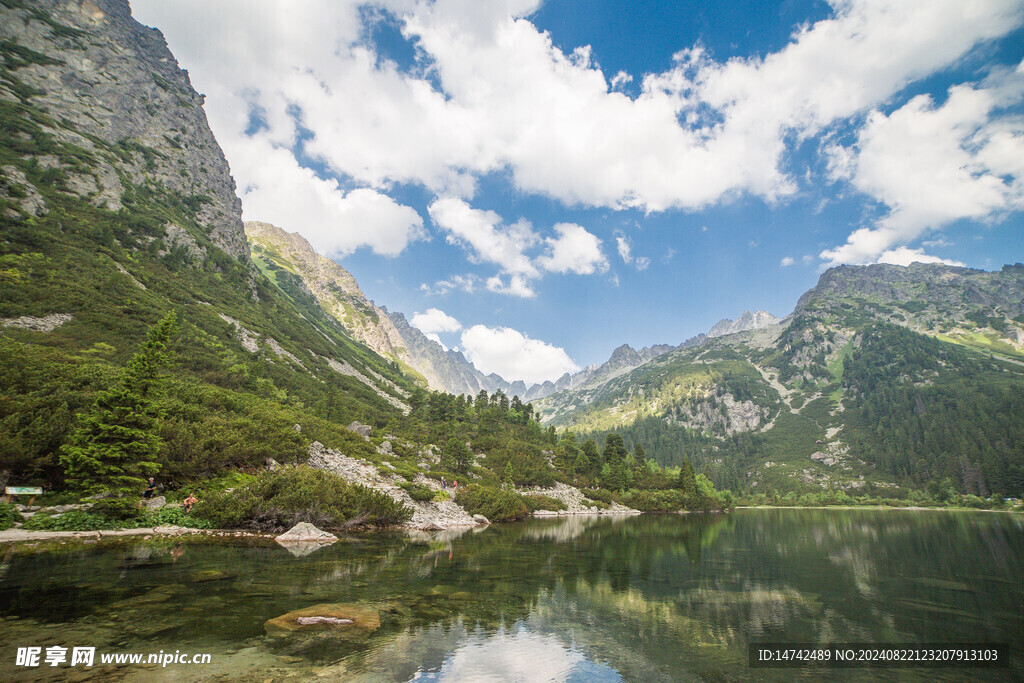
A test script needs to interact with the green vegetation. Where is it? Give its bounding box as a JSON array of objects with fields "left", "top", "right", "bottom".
[
  {"left": 0, "top": 502, "right": 23, "bottom": 530},
  {"left": 59, "top": 311, "right": 178, "bottom": 501},
  {"left": 191, "top": 466, "right": 411, "bottom": 531},
  {"left": 455, "top": 484, "right": 530, "bottom": 522}
]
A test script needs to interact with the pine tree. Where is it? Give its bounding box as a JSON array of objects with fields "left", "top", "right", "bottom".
[
  {"left": 677, "top": 457, "right": 697, "bottom": 498},
  {"left": 60, "top": 312, "right": 178, "bottom": 499}
]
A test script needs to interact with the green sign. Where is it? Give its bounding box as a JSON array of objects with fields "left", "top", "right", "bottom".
[{"left": 5, "top": 486, "right": 42, "bottom": 495}]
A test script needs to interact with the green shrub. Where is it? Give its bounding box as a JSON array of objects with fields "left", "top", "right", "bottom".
[
  {"left": 399, "top": 481, "right": 435, "bottom": 502},
  {"left": 140, "top": 505, "right": 213, "bottom": 528},
  {"left": 456, "top": 484, "right": 529, "bottom": 522},
  {"left": 523, "top": 494, "right": 566, "bottom": 512},
  {"left": 0, "top": 503, "right": 24, "bottom": 530},
  {"left": 581, "top": 498, "right": 609, "bottom": 510},
  {"left": 581, "top": 488, "right": 614, "bottom": 504},
  {"left": 191, "top": 466, "right": 411, "bottom": 530},
  {"left": 23, "top": 509, "right": 115, "bottom": 531},
  {"left": 90, "top": 497, "right": 143, "bottom": 521},
  {"left": 191, "top": 488, "right": 259, "bottom": 528},
  {"left": 432, "top": 490, "right": 450, "bottom": 502}
]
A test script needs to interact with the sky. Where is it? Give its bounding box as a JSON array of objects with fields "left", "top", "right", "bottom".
[{"left": 130, "top": 0, "right": 1024, "bottom": 386}]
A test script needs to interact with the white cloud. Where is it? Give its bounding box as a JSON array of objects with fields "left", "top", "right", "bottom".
[
  {"left": 460, "top": 324, "right": 578, "bottom": 384},
  {"left": 231, "top": 136, "right": 425, "bottom": 256},
  {"left": 135, "top": 0, "right": 1024, "bottom": 224},
  {"left": 421, "top": 274, "right": 480, "bottom": 295},
  {"left": 821, "top": 64, "right": 1024, "bottom": 266},
  {"left": 537, "top": 223, "right": 608, "bottom": 274},
  {"left": 876, "top": 247, "right": 965, "bottom": 267},
  {"left": 485, "top": 274, "right": 536, "bottom": 298},
  {"left": 429, "top": 198, "right": 539, "bottom": 277},
  {"left": 780, "top": 256, "right": 795, "bottom": 267},
  {"left": 411, "top": 308, "right": 463, "bottom": 335},
  {"left": 428, "top": 199, "right": 608, "bottom": 296},
  {"left": 614, "top": 234, "right": 650, "bottom": 270},
  {"left": 616, "top": 235, "right": 632, "bottom": 263}
]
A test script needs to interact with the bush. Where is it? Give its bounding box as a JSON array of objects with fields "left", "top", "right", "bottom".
[
  {"left": 191, "top": 466, "right": 412, "bottom": 531},
  {"left": 581, "top": 488, "right": 614, "bottom": 504},
  {"left": 523, "top": 494, "right": 566, "bottom": 512},
  {"left": 455, "top": 484, "right": 529, "bottom": 522},
  {"left": 140, "top": 505, "right": 213, "bottom": 528},
  {"left": 90, "top": 497, "right": 142, "bottom": 521},
  {"left": 399, "top": 481, "right": 435, "bottom": 502},
  {"left": 0, "top": 503, "right": 24, "bottom": 530},
  {"left": 23, "top": 509, "right": 114, "bottom": 531},
  {"left": 581, "top": 498, "right": 609, "bottom": 510}
]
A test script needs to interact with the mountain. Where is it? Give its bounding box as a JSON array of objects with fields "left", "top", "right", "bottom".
[
  {"left": 245, "top": 220, "right": 686, "bottom": 400},
  {"left": 0, "top": 0, "right": 247, "bottom": 262},
  {"left": 707, "top": 310, "right": 780, "bottom": 338},
  {"left": 538, "top": 263, "right": 1024, "bottom": 497},
  {"left": 1, "top": 0, "right": 422, "bottom": 486}
]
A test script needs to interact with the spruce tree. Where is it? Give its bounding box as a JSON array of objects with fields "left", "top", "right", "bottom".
[
  {"left": 678, "top": 457, "right": 697, "bottom": 498},
  {"left": 60, "top": 312, "right": 178, "bottom": 500}
]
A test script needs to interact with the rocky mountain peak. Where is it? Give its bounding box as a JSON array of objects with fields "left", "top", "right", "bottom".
[
  {"left": 708, "top": 310, "right": 781, "bottom": 338},
  {"left": 0, "top": 0, "right": 249, "bottom": 261}
]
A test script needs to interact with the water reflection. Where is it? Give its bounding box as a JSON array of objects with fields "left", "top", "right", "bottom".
[{"left": 0, "top": 510, "right": 1019, "bottom": 681}]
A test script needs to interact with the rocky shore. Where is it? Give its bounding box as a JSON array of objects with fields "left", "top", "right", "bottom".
[{"left": 517, "top": 482, "right": 641, "bottom": 515}]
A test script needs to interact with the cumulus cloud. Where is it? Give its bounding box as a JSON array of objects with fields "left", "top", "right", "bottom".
[
  {"left": 429, "top": 198, "right": 539, "bottom": 276},
  {"left": 780, "top": 256, "right": 795, "bottom": 267},
  {"left": 411, "top": 308, "right": 462, "bottom": 334},
  {"left": 427, "top": 199, "right": 606, "bottom": 297},
  {"left": 876, "top": 247, "right": 965, "bottom": 267},
  {"left": 821, "top": 63, "right": 1024, "bottom": 266},
  {"left": 460, "top": 325, "right": 579, "bottom": 385},
  {"left": 537, "top": 223, "right": 608, "bottom": 274},
  {"left": 231, "top": 135, "right": 426, "bottom": 256},
  {"left": 135, "top": 0, "right": 1024, "bottom": 225}
]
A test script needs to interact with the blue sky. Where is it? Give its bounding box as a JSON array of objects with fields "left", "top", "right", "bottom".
[{"left": 132, "top": 0, "right": 1024, "bottom": 385}]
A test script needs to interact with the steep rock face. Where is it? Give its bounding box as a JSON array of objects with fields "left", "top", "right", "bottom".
[
  {"left": 0, "top": 0, "right": 248, "bottom": 260},
  {"left": 708, "top": 310, "right": 780, "bottom": 338},
  {"left": 386, "top": 311, "right": 510, "bottom": 395},
  {"left": 795, "top": 263, "right": 1024, "bottom": 319}
]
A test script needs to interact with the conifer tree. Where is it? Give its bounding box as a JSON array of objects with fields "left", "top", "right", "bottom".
[
  {"left": 60, "top": 312, "right": 178, "bottom": 499},
  {"left": 678, "top": 457, "right": 697, "bottom": 498}
]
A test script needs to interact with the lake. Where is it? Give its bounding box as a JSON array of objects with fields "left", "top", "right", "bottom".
[{"left": 0, "top": 509, "right": 1020, "bottom": 681}]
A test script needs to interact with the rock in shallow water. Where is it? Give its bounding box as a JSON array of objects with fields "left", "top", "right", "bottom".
[
  {"left": 275, "top": 522, "right": 338, "bottom": 543},
  {"left": 264, "top": 603, "right": 380, "bottom": 638}
]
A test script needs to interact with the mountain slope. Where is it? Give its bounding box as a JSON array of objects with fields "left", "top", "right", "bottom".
[
  {"left": 0, "top": 0, "right": 422, "bottom": 487},
  {"left": 540, "top": 264, "right": 1024, "bottom": 496}
]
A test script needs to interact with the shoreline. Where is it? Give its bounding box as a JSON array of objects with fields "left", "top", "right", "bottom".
[
  {"left": 734, "top": 504, "right": 1020, "bottom": 512},
  {"left": 0, "top": 525, "right": 268, "bottom": 544},
  {"left": 2, "top": 505, "right": 1017, "bottom": 546}
]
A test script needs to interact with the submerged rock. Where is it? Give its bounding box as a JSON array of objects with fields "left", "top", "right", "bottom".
[{"left": 264, "top": 603, "right": 381, "bottom": 638}]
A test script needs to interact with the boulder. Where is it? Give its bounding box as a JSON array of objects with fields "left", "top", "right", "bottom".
[
  {"left": 275, "top": 522, "right": 337, "bottom": 543},
  {"left": 346, "top": 421, "right": 372, "bottom": 439},
  {"left": 142, "top": 496, "right": 166, "bottom": 510},
  {"left": 264, "top": 603, "right": 381, "bottom": 638},
  {"left": 472, "top": 514, "right": 490, "bottom": 525}
]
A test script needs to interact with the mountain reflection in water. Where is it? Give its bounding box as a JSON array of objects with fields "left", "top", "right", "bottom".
[{"left": 0, "top": 510, "right": 1020, "bottom": 681}]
